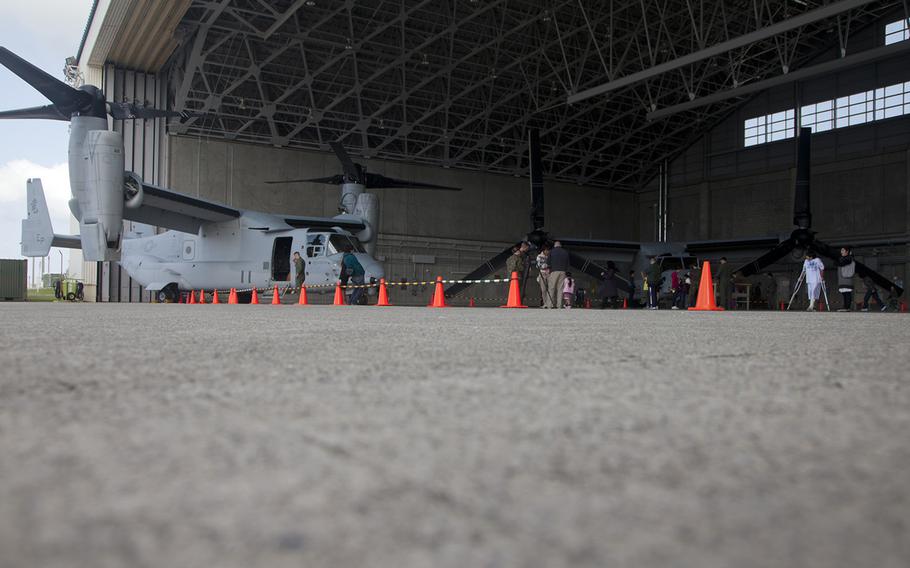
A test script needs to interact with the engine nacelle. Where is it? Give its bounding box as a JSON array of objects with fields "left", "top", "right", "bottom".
[
  {"left": 124, "top": 172, "right": 144, "bottom": 209},
  {"left": 78, "top": 129, "right": 125, "bottom": 261},
  {"left": 352, "top": 192, "right": 378, "bottom": 256}
]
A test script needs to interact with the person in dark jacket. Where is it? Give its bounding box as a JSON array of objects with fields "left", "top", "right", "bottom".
[
  {"left": 547, "top": 241, "right": 570, "bottom": 308},
  {"left": 646, "top": 257, "right": 662, "bottom": 309},
  {"left": 687, "top": 262, "right": 701, "bottom": 308},
  {"left": 836, "top": 246, "right": 856, "bottom": 311},
  {"left": 861, "top": 275, "right": 884, "bottom": 311},
  {"left": 766, "top": 272, "right": 778, "bottom": 310},
  {"left": 627, "top": 270, "right": 637, "bottom": 308},
  {"left": 715, "top": 257, "right": 734, "bottom": 309},
  {"left": 599, "top": 261, "right": 619, "bottom": 309},
  {"left": 340, "top": 245, "right": 366, "bottom": 305}
]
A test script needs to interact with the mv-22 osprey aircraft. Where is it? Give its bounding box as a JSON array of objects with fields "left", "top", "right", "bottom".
[
  {"left": 445, "top": 128, "right": 905, "bottom": 301},
  {"left": 2, "top": 47, "right": 458, "bottom": 302}
]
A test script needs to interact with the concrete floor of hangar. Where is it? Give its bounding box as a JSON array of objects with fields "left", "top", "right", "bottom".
[{"left": 0, "top": 303, "right": 908, "bottom": 568}]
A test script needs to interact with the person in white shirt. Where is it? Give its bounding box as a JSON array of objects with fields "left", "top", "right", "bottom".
[{"left": 803, "top": 252, "right": 825, "bottom": 311}]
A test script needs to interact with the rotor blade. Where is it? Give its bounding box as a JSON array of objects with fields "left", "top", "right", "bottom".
[
  {"left": 0, "top": 104, "right": 68, "bottom": 121},
  {"left": 328, "top": 141, "right": 361, "bottom": 183},
  {"left": 528, "top": 128, "right": 545, "bottom": 231},
  {"left": 108, "top": 101, "right": 209, "bottom": 121},
  {"left": 793, "top": 127, "right": 812, "bottom": 230},
  {"left": 0, "top": 46, "right": 91, "bottom": 112},
  {"left": 855, "top": 261, "right": 903, "bottom": 296},
  {"left": 264, "top": 175, "right": 345, "bottom": 185},
  {"left": 568, "top": 251, "right": 631, "bottom": 293},
  {"left": 444, "top": 244, "right": 518, "bottom": 298},
  {"left": 733, "top": 237, "right": 797, "bottom": 277},
  {"left": 813, "top": 239, "right": 903, "bottom": 296},
  {"left": 363, "top": 173, "right": 460, "bottom": 190}
]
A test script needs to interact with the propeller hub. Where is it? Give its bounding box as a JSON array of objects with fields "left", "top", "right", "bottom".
[
  {"left": 792, "top": 228, "right": 814, "bottom": 248},
  {"left": 526, "top": 230, "right": 549, "bottom": 248}
]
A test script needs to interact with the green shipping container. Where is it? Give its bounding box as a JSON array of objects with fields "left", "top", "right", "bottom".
[{"left": 0, "top": 259, "right": 28, "bottom": 301}]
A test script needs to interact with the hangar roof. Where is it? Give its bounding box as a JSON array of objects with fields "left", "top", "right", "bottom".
[
  {"left": 88, "top": 0, "right": 907, "bottom": 191},
  {"left": 78, "top": 0, "right": 193, "bottom": 71}
]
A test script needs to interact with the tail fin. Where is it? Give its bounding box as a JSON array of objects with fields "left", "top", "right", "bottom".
[{"left": 21, "top": 178, "right": 80, "bottom": 257}]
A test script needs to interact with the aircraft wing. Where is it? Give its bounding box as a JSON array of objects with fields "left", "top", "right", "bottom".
[
  {"left": 558, "top": 238, "right": 642, "bottom": 251},
  {"left": 282, "top": 215, "right": 366, "bottom": 232},
  {"left": 124, "top": 181, "right": 241, "bottom": 234},
  {"left": 684, "top": 236, "right": 782, "bottom": 254}
]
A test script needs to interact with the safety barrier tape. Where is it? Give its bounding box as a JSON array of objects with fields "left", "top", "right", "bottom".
[{"left": 185, "top": 276, "right": 516, "bottom": 297}]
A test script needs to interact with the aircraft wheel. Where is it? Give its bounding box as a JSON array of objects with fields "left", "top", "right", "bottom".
[
  {"left": 157, "top": 284, "right": 179, "bottom": 303},
  {"left": 236, "top": 291, "right": 252, "bottom": 304}
]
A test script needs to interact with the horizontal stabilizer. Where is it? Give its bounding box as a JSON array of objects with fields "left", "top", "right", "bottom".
[{"left": 52, "top": 234, "right": 82, "bottom": 249}]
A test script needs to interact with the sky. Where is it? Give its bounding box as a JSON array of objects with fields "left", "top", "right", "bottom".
[{"left": 0, "top": 0, "right": 95, "bottom": 281}]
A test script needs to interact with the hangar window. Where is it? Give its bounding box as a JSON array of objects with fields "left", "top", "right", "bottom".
[
  {"left": 744, "top": 109, "right": 795, "bottom": 147},
  {"left": 800, "top": 80, "right": 910, "bottom": 134},
  {"left": 885, "top": 18, "right": 909, "bottom": 45}
]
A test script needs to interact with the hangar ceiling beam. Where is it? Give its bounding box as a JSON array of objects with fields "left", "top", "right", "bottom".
[
  {"left": 647, "top": 39, "right": 910, "bottom": 120},
  {"left": 567, "top": 0, "right": 877, "bottom": 105}
]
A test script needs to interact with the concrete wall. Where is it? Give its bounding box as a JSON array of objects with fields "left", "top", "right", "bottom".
[
  {"left": 642, "top": 15, "right": 910, "bottom": 285},
  {"left": 167, "top": 136, "right": 635, "bottom": 243},
  {"left": 167, "top": 136, "right": 636, "bottom": 304}
]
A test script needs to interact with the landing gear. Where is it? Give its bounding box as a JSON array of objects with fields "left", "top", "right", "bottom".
[{"left": 156, "top": 283, "right": 179, "bottom": 303}]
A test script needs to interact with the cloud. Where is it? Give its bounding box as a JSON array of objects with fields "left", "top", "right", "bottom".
[
  {"left": 0, "top": 1, "right": 95, "bottom": 54},
  {"left": 0, "top": 159, "right": 72, "bottom": 265}
]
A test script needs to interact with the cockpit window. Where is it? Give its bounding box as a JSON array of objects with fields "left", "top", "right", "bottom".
[
  {"left": 305, "top": 234, "right": 326, "bottom": 258},
  {"left": 327, "top": 234, "right": 365, "bottom": 254}
]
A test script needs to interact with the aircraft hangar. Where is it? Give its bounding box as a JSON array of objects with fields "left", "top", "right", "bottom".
[
  {"left": 6, "top": 2, "right": 910, "bottom": 567},
  {"left": 70, "top": 0, "right": 910, "bottom": 303}
]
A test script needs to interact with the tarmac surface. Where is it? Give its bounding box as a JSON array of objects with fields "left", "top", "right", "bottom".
[{"left": 0, "top": 303, "right": 908, "bottom": 568}]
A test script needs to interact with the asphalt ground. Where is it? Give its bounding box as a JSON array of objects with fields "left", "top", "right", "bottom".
[{"left": 0, "top": 303, "right": 908, "bottom": 568}]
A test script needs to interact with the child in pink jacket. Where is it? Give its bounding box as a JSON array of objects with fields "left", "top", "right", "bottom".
[{"left": 562, "top": 272, "right": 575, "bottom": 309}]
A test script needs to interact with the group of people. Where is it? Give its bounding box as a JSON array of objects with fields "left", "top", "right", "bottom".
[
  {"left": 293, "top": 241, "right": 904, "bottom": 311},
  {"left": 508, "top": 241, "right": 577, "bottom": 308},
  {"left": 293, "top": 246, "right": 368, "bottom": 305},
  {"left": 801, "top": 247, "right": 904, "bottom": 312}
]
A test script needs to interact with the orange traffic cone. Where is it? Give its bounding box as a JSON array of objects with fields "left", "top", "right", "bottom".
[
  {"left": 211, "top": 290, "right": 220, "bottom": 304},
  {"left": 298, "top": 286, "right": 308, "bottom": 305},
  {"left": 251, "top": 288, "right": 260, "bottom": 305},
  {"left": 333, "top": 283, "right": 345, "bottom": 305},
  {"left": 469, "top": 297, "right": 476, "bottom": 307},
  {"left": 688, "top": 261, "right": 724, "bottom": 311},
  {"left": 271, "top": 285, "right": 281, "bottom": 305},
  {"left": 623, "top": 297, "right": 629, "bottom": 309},
  {"left": 188, "top": 291, "right": 197, "bottom": 304},
  {"left": 500, "top": 271, "right": 528, "bottom": 308},
  {"left": 229, "top": 288, "right": 238, "bottom": 304},
  {"left": 376, "top": 278, "right": 391, "bottom": 306},
  {"left": 428, "top": 276, "right": 448, "bottom": 308}
]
